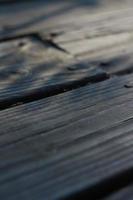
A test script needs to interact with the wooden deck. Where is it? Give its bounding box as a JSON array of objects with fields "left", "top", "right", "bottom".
[{"left": 1, "top": 1, "right": 133, "bottom": 199}]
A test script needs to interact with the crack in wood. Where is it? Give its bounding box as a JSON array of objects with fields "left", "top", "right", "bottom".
[
  {"left": 0, "top": 70, "right": 108, "bottom": 111},
  {"left": 0, "top": 31, "right": 133, "bottom": 111}
]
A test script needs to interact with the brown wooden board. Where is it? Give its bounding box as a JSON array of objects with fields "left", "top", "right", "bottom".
[{"left": 0, "top": 74, "right": 133, "bottom": 199}]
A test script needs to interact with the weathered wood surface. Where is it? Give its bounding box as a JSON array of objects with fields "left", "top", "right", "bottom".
[
  {"left": 0, "top": 0, "right": 133, "bottom": 37},
  {"left": 2, "top": 28, "right": 133, "bottom": 109},
  {"left": 0, "top": 0, "right": 133, "bottom": 199},
  {"left": 1, "top": 74, "right": 133, "bottom": 199},
  {"left": 0, "top": 36, "right": 107, "bottom": 109}
]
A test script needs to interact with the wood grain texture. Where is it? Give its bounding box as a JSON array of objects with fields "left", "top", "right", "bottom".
[
  {"left": 52, "top": 28, "right": 133, "bottom": 76},
  {"left": 0, "top": 36, "right": 106, "bottom": 108},
  {"left": 1, "top": 1, "right": 133, "bottom": 199},
  {"left": 0, "top": 0, "right": 133, "bottom": 37},
  {"left": 41, "top": 7, "right": 133, "bottom": 77},
  {"left": 1, "top": 1, "right": 133, "bottom": 108},
  {"left": 48, "top": 29, "right": 133, "bottom": 80},
  {"left": 2, "top": 30, "right": 133, "bottom": 109},
  {"left": 0, "top": 74, "right": 133, "bottom": 199}
]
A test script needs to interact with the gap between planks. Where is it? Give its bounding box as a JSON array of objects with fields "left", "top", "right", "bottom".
[{"left": 1, "top": 74, "right": 133, "bottom": 199}]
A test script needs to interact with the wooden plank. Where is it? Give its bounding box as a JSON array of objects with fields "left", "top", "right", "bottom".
[
  {"left": 42, "top": 7, "right": 133, "bottom": 76},
  {"left": 1, "top": 30, "right": 133, "bottom": 109},
  {"left": 52, "top": 8, "right": 133, "bottom": 44},
  {"left": 1, "top": 1, "right": 133, "bottom": 199},
  {"left": 0, "top": 36, "right": 106, "bottom": 109},
  {"left": 1, "top": 74, "right": 133, "bottom": 147},
  {"left": 1, "top": 2, "right": 133, "bottom": 110},
  {"left": 54, "top": 32, "right": 133, "bottom": 56},
  {"left": 1, "top": 1, "right": 133, "bottom": 38},
  {"left": 0, "top": 74, "right": 133, "bottom": 199},
  {"left": 52, "top": 30, "right": 133, "bottom": 75},
  {"left": 52, "top": 30, "right": 133, "bottom": 59}
]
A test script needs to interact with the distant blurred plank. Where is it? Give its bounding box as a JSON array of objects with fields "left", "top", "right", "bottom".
[
  {"left": 1, "top": 1, "right": 133, "bottom": 37},
  {"left": 51, "top": 30, "right": 133, "bottom": 75},
  {"left": 53, "top": 32, "right": 133, "bottom": 56},
  {"left": 52, "top": 27, "right": 133, "bottom": 58}
]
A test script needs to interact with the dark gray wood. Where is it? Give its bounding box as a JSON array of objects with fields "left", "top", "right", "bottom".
[
  {"left": 52, "top": 29, "right": 133, "bottom": 75},
  {"left": 0, "top": 74, "right": 133, "bottom": 199},
  {"left": 1, "top": 1, "right": 133, "bottom": 199},
  {"left": 0, "top": 36, "right": 106, "bottom": 109},
  {"left": 2, "top": 30, "right": 133, "bottom": 109},
  {"left": 0, "top": 0, "right": 133, "bottom": 38},
  {"left": 1, "top": 1, "right": 133, "bottom": 110}
]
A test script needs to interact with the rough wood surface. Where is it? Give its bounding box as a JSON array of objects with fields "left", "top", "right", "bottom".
[
  {"left": 0, "top": 1, "right": 133, "bottom": 199},
  {"left": 0, "top": 36, "right": 106, "bottom": 109},
  {"left": 0, "top": 74, "right": 133, "bottom": 199},
  {"left": 0, "top": 0, "right": 133, "bottom": 37}
]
